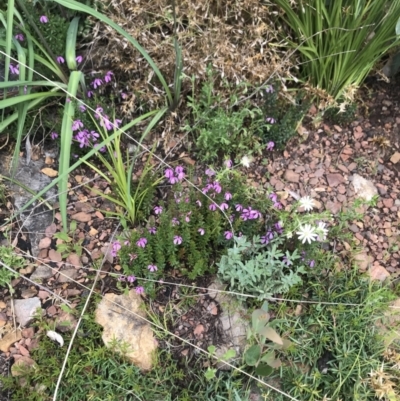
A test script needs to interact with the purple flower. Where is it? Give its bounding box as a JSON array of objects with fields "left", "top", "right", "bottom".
[
  {"left": 147, "top": 264, "right": 158, "bottom": 272},
  {"left": 135, "top": 286, "right": 145, "bottom": 294},
  {"left": 220, "top": 202, "right": 229, "bottom": 211},
  {"left": 198, "top": 228, "right": 205, "bottom": 236},
  {"left": 173, "top": 236, "right": 183, "bottom": 245},
  {"left": 87, "top": 90, "right": 93, "bottom": 98},
  {"left": 111, "top": 241, "right": 121, "bottom": 257},
  {"left": 205, "top": 168, "right": 215, "bottom": 177},
  {"left": 235, "top": 204, "right": 243, "bottom": 212},
  {"left": 72, "top": 119, "right": 84, "bottom": 131},
  {"left": 75, "top": 130, "right": 90, "bottom": 148},
  {"left": 283, "top": 256, "right": 292, "bottom": 266},
  {"left": 224, "top": 231, "right": 233, "bottom": 240},
  {"left": 301, "top": 251, "right": 306, "bottom": 261},
  {"left": 196, "top": 200, "right": 202, "bottom": 207},
  {"left": 266, "top": 117, "right": 276, "bottom": 124},
  {"left": 124, "top": 240, "right": 130, "bottom": 246},
  {"left": 213, "top": 182, "right": 222, "bottom": 193},
  {"left": 209, "top": 204, "right": 217, "bottom": 211},
  {"left": 136, "top": 237, "right": 147, "bottom": 248},
  {"left": 50, "top": 132, "right": 58, "bottom": 140},
  {"left": 273, "top": 202, "right": 282, "bottom": 210},
  {"left": 265, "top": 85, "right": 274, "bottom": 93},
  {"left": 78, "top": 104, "right": 86, "bottom": 112},
  {"left": 104, "top": 71, "right": 114, "bottom": 83},
  {"left": 114, "top": 119, "right": 122, "bottom": 128},
  {"left": 56, "top": 56, "right": 65, "bottom": 64},
  {"left": 154, "top": 206, "right": 163, "bottom": 215},
  {"left": 309, "top": 260, "right": 315, "bottom": 268},
  {"left": 100, "top": 115, "right": 113, "bottom": 131},
  {"left": 127, "top": 275, "right": 136, "bottom": 283},
  {"left": 39, "top": 15, "right": 48, "bottom": 23},
  {"left": 274, "top": 222, "right": 283, "bottom": 234},
  {"left": 185, "top": 212, "right": 192, "bottom": 222},
  {"left": 148, "top": 227, "right": 157, "bottom": 235},
  {"left": 92, "top": 78, "right": 103, "bottom": 89},
  {"left": 14, "top": 33, "right": 24, "bottom": 41},
  {"left": 224, "top": 159, "right": 233, "bottom": 168},
  {"left": 266, "top": 141, "right": 275, "bottom": 151},
  {"left": 165, "top": 168, "right": 174, "bottom": 178},
  {"left": 76, "top": 55, "right": 83, "bottom": 63},
  {"left": 224, "top": 192, "right": 232, "bottom": 201},
  {"left": 171, "top": 218, "right": 180, "bottom": 226},
  {"left": 129, "top": 253, "right": 137, "bottom": 262},
  {"left": 9, "top": 64, "right": 19, "bottom": 75},
  {"left": 118, "top": 275, "right": 126, "bottom": 282},
  {"left": 269, "top": 193, "right": 277, "bottom": 202},
  {"left": 175, "top": 166, "right": 185, "bottom": 180}
]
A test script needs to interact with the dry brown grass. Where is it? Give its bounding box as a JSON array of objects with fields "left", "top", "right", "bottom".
[{"left": 85, "top": 0, "right": 292, "bottom": 111}]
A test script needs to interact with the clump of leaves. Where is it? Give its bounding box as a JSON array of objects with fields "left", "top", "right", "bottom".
[
  {"left": 324, "top": 102, "right": 357, "bottom": 125},
  {"left": 259, "top": 83, "right": 311, "bottom": 149},
  {"left": 244, "top": 302, "right": 291, "bottom": 377},
  {"left": 184, "top": 66, "right": 264, "bottom": 161},
  {"left": 217, "top": 234, "right": 305, "bottom": 300},
  {"left": 0, "top": 246, "right": 25, "bottom": 288},
  {"left": 271, "top": 269, "right": 397, "bottom": 401},
  {"left": 118, "top": 166, "right": 267, "bottom": 295}
]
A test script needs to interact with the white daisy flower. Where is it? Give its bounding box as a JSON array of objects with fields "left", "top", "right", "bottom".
[
  {"left": 299, "top": 196, "right": 315, "bottom": 212},
  {"left": 296, "top": 224, "right": 318, "bottom": 244},
  {"left": 240, "top": 155, "right": 252, "bottom": 168},
  {"left": 316, "top": 221, "right": 329, "bottom": 241}
]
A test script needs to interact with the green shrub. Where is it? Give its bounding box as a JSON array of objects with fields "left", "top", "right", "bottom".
[
  {"left": 184, "top": 66, "right": 264, "bottom": 161},
  {"left": 274, "top": 0, "right": 400, "bottom": 100}
]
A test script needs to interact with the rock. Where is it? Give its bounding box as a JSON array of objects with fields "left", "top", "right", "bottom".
[
  {"left": 30, "top": 265, "right": 54, "bottom": 280},
  {"left": 369, "top": 263, "right": 390, "bottom": 282},
  {"left": 208, "top": 280, "right": 248, "bottom": 370},
  {"left": 326, "top": 173, "right": 345, "bottom": 187},
  {"left": 0, "top": 328, "right": 22, "bottom": 352},
  {"left": 351, "top": 174, "right": 378, "bottom": 201},
  {"left": 284, "top": 170, "right": 300, "bottom": 183},
  {"left": 70, "top": 212, "right": 92, "bottom": 222},
  {"left": 390, "top": 152, "right": 400, "bottom": 164},
  {"left": 383, "top": 198, "right": 394, "bottom": 208},
  {"left": 38, "top": 237, "right": 51, "bottom": 249},
  {"left": 11, "top": 356, "right": 37, "bottom": 376},
  {"left": 14, "top": 298, "right": 41, "bottom": 327},
  {"left": 66, "top": 253, "right": 81, "bottom": 268},
  {"left": 58, "top": 268, "right": 78, "bottom": 283},
  {"left": 55, "top": 311, "right": 77, "bottom": 332},
  {"left": 353, "top": 251, "right": 372, "bottom": 271},
  {"left": 95, "top": 290, "right": 157, "bottom": 370},
  {"left": 48, "top": 249, "right": 62, "bottom": 262},
  {"left": 325, "top": 200, "right": 341, "bottom": 214}
]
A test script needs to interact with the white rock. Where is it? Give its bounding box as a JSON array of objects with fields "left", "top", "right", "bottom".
[
  {"left": 14, "top": 298, "right": 41, "bottom": 327},
  {"left": 351, "top": 174, "right": 378, "bottom": 201}
]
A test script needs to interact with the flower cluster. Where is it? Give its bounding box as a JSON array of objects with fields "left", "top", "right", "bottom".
[{"left": 165, "top": 166, "right": 185, "bottom": 184}]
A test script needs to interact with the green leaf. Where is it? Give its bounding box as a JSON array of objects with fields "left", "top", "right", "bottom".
[
  {"left": 244, "top": 345, "right": 261, "bottom": 366},
  {"left": 222, "top": 349, "right": 236, "bottom": 361},
  {"left": 258, "top": 327, "right": 283, "bottom": 345},
  {"left": 396, "top": 17, "right": 400, "bottom": 36},
  {"left": 261, "top": 351, "right": 282, "bottom": 368},
  {"left": 261, "top": 301, "right": 269, "bottom": 312},
  {"left": 255, "top": 363, "right": 274, "bottom": 377},
  {"left": 252, "top": 309, "right": 270, "bottom": 331},
  {"left": 204, "top": 368, "right": 216, "bottom": 381},
  {"left": 207, "top": 345, "right": 216, "bottom": 355}
]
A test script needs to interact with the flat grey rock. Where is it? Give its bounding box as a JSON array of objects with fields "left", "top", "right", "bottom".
[
  {"left": 14, "top": 298, "right": 41, "bottom": 327},
  {"left": 30, "top": 265, "right": 53, "bottom": 280}
]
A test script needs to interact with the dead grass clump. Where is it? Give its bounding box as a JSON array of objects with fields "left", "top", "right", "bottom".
[{"left": 85, "top": 0, "right": 291, "bottom": 110}]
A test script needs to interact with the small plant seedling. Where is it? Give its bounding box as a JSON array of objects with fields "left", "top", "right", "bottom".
[{"left": 244, "top": 302, "right": 291, "bottom": 376}]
